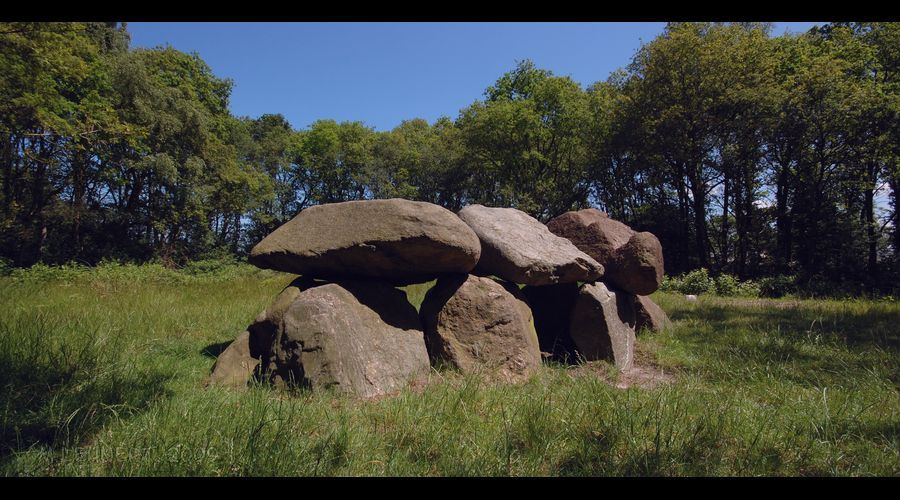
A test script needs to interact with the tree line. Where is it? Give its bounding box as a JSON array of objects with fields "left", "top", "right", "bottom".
[{"left": 1, "top": 22, "right": 898, "bottom": 293}]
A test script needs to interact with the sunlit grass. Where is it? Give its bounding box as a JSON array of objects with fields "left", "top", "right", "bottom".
[{"left": 0, "top": 267, "right": 896, "bottom": 476}]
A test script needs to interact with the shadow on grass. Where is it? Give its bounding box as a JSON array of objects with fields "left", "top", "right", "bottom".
[
  {"left": 669, "top": 301, "right": 900, "bottom": 349},
  {"left": 836, "top": 420, "right": 900, "bottom": 443},
  {"left": 0, "top": 319, "right": 174, "bottom": 465},
  {"left": 201, "top": 340, "right": 233, "bottom": 359},
  {"left": 662, "top": 298, "right": 900, "bottom": 387}
]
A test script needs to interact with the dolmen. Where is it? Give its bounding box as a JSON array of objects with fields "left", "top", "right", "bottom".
[{"left": 210, "top": 199, "right": 671, "bottom": 397}]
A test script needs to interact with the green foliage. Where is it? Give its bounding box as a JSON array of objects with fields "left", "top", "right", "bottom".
[
  {"left": 0, "top": 257, "right": 11, "bottom": 277},
  {"left": 457, "top": 60, "right": 594, "bottom": 220},
  {"left": 5, "top": 258, "right": 274, "bottom": 286},
  {"left": 8, "top": 263, "right": 91, "bottom": 284},
  {"left": 758, "top": 275, "right": 798, "bottom": 298},
  {"left": 1, "top": 22, "right": 898, "bottom": 294},
  {"left": 713, "top": 273, "right": 741, "bottom": 296},
  {"left": 662, "top": 269, "right": 716, "bottom": 295},
  {"left": 295, "top": 119, "right": 374, "bottom": 205},
  {"left": 240, "top": 114, "right": 299, "bottom": 244},
  {"left": 713, "top": 274, "right": 762, "bottom": 297},
  {"left": 663, "top": 270, "right": 763, "bottom": 297}
]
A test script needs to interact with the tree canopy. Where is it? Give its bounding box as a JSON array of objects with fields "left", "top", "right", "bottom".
[{"left": 1, "top": 22, "right": 898, "bottom": 294}]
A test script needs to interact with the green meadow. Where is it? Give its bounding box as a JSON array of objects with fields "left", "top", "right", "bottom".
[{"left": 0, "top": 264, "right": 897, "bottom": 476}]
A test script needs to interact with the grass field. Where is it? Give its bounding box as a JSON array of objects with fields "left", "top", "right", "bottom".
[{"left": 0, "top": 265, "right": 897, "bottom": 476}]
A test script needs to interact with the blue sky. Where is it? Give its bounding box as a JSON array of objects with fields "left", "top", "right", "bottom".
[{"left": 128, "top": 22, "right": 822, "bottom": 132}]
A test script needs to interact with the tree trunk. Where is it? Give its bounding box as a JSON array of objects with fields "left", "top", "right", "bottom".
[
  {"left": 720, "top": 171, "right": 730, "bottom": 272},
  {"left": 232, "top": 212, "right": 241, "bottom": 253},
  {"left": 740, "top": 171, "right": 755, "bottom": 280},
  {"left": 1, "top": 134, "right": 14, "bottom": 216},
  {"left": 71, "top": 144, "right": 89, "bottom": 260},
  {"left": 774, "top": 164, "right": 792, "bottom": 274},
  {"left": 892, "top": 173, "right": 900, "bottom": 259},
  {"left": 692, "top": 188, "right": 709, "bottom": 269},
  {"left": 21, "top": 143, "right": 47, "bottom": 266},
  {"left": 733, "top": 172, "right": 746, "bottom": 279},
  {"left": 677, "top": 176, "right": 691, "bottom": 273},
  {"left": 863, "top": 173, "right": 877, "bottom": 283},
  {"left": 688, "top": 165, "right": 710, "bottom": 269}
]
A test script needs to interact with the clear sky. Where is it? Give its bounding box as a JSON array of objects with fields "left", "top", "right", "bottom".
[{"left": 127, "top": 22, "right": 822, "bottom": 132}]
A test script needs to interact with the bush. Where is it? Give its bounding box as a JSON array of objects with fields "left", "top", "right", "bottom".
[
  {"left": 758, "top": 275, "right": 796, "bottom": 298},
  {"left": 8, "top": 263, "right": 90, "bottom": 284},
  {"left": 181, "top": 257, "right": 240, "bottom": 276},
  {"left": 659, "top": 275, "right": 678, "bottom": 293},
  {"left": 678, "top": 268, "right": 716, "bottom": 295},
  {"left": 0, "top": 257, "right": 11, "bottom": 277},
  {"left": 711, "top": 274, "right": 761, "bottom": 297},
  {"left": 2, "top": 258, "right": 277, "bottom": 286},
  {"left": 92, "top": 260, "right": 182, "bottom": 284},
  {"left": 714, "top": 274, "right": 740, "bottom": 296},
  {"left": 736, "top": 279, "right": 761, "bottom": 297},
  {"left": 662, "top": 270, "right": 761, "bottom": 297}
]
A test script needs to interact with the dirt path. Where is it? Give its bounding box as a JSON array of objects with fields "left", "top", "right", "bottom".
[{"left": 565, "top": 340, "right": 676, "bottom": 389}]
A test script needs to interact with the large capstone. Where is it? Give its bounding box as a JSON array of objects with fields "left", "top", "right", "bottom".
[
  {"left": 457, "top": 204, "right": 603, "bottom": 285},
  {"left": 420, "top": 275, "right": 541, "bottom": 383},
  {"left": 262, "top": 280, "right": 430, "bottom": 398},
  {"left": 547, "top": 208, "right": 633, "bottom": 265},
  {"left": 248, "top": 199, "right": 482, "bottom": 285},
  {"left": 547, "top": 209, "right": 664, "bottom": 294},
  {"left": 605, "top": 232, "right": 665, "bottom": 296},
  {"left": 569, "top": 282, "right": 636, "bottom": 370}
]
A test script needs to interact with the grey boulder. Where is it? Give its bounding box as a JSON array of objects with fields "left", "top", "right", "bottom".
[
  {"left": 209, "top": 331, "right": 260, "bottom": 389},
  {"left": 547, "top": 208, "right": 633, "bottom": 265},
  {"left": 569, "top": 282, "right": 636, "bottom": 370},
  {"left": 249, "top": 276, "right": 322, "bottom": 362},
  {"left": 605, "top": 232, "right": 665, "bottom": 296},
  {"left": 633, "top": 294, "right": 672, "bottom": 333},
  {"left": 457, "top": 204, "right": 603, "bottom": 285}
]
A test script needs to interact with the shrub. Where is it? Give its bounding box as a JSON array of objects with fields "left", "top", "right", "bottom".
[
  {"left": 659, "top": 275, "right": 679, "bottom": 293},
  {"left": 92, "top": 260, "right": 182, "bottom": 284},
  {"left": 758, "top": 275, "right": 796, "bottom": 298},
  {"left": 3, "top": 258, "right": 277, "bottom": 286},
  {"left": 714, "top": 274, "right": 740, "bottom": 296},
  {"left": 662, "top": 270, "right": 761, "bottom": 297},
  {"left": 8, "top": 263, "right": 90, "bottom": 284},
  {"left": 181, "top": 257, "right": 240, "bottom": 276},
  {"left": 710, "top": 274, "right": 760, "bottom": 297},
  {"left": 735, "top": 279, "right": 761, "bottom": 297},
  {"left": 678, "top": 268, "right": 716, "bottom": 295}
]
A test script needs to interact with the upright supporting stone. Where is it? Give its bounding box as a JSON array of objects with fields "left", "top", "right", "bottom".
[
  {"left": 633, "top": 294, "right": 672, "bottom": 333},
  {"left": 420, "top": 275, "right": 541, "bottom": 383},
  {"left": 569, "top": 282, "right": 636, "bottom": 370},
  {"left": 209, "top": 331, "right": 260, "bottom": 389},
  {"left": 605, "top": 232, "right": 664, "bottom": 296},
  {"left": 265, "top": 281, "right": 430, "bottom": 398}
]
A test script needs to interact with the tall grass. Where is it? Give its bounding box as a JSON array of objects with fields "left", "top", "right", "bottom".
[{"left": 0, "top": 266, "right": 896, "bottom": 476}]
